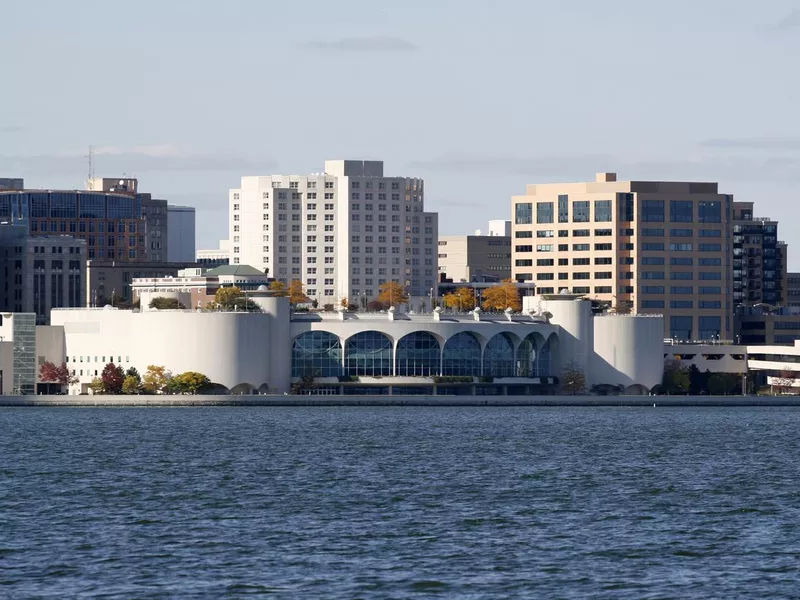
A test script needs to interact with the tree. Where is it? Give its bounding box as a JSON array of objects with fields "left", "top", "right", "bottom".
[
  {"left": 126, "top": 366, "right": 140, "bottom": 380},
  {"left": 443, "top": 287, "right": 476, "bottom": 312},
  {"left": 142, "top": 365, "right": 172, "bottom": 394},
  {"left": 481, "top": 279, "right": 522, "bottom": 312},
  {"left": 89, "top": 378, "right": 104, "bottom": 395},
  {"left": 367, "top": 299, "right": 387, "bottom": 311},
  {"left": 122, "top": 375, "right": 141, "bottom": 395},
  {"left": 39, "top": 361, "right": 77, "bottom": 386},
  {"left": 269, "top": 281, "right": 288, "bottom": 297},
  {"left": 101, "top": 363, "right": 125, "bottom": 395},
  {"left": 171, "top": 371, "right": 211, "bottom": 395},
  {"left": 340, "top": 297, "right": 349, "bottom": 310},
  {"left": 214, "top": 286, "right": 261, "bottom": 312},
  {"left": 662, "top": 359, "right": 690, "bottom": 395},
  {"left": 149, "top": 296, "right": 186, "bottom": 310},
  {"left": 707, "top": 373, "right": 740, "bottom": 395},
  {"left": 688, "top": 365, "right": 709, "bottom": 395},
  {"left": 561, "top": 360, "right": 586, "bottom": 395},
  {"left": 288, "top": 279, "right": 309, "bottom": 305},
  {"left": 771, "top": 369, "right": 797, "bottom": 395},
  {"left": 377, "top": 281, "right": 408, "bottom": 307}
]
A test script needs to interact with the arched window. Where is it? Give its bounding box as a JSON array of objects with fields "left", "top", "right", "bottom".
[
  {"left": 484, "top": 333, "right": 516, "bottom": 377},
  {"left": 517, "top": 334, "right": 538, "bottom": 377},
  {"left": 292, "top": 331, "right": 342, "bottom": 377},
  {"left": 345, "top": 331, "right": 393, "bottom": 376},
  {"left": 396, "top": 332, "right": 441, "bottom": 376},
  {"left": 442, "top": 332, "right": 481, "bottom": 376},
  {"left": 536, "top": 334, "right": 557, "bottom": 376}
]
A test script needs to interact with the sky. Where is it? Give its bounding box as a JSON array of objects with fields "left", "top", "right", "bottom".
[{"left": 1, "top": 0, "right": 799, "bottom": 266}]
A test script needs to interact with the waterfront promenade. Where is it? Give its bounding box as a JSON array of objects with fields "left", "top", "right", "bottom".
[{"left": 0, "top": 394, "right": 798, "bottom": 407}]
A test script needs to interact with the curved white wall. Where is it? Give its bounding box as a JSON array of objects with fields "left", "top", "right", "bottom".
[
  {"left": 592, "top": 315, "right": 664, "bottom": 390},
  {"left": 545, "top": 299, "right": 593, "bottom": 374}
]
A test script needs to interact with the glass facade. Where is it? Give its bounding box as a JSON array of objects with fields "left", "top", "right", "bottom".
[
  {"left": 642, "top": 200, "right": 665, "bottom": 222},
  {"left": 670, "top": 200, "right": 693, "bottom": 223},
  {"left": 442, "top": 332, "right": 482, "bottom": 376},
  {"left": 536, "top": 202, "right": 553, "bottom": 224},
  {"left": 515, "top": 202, "right": 532, "bottom": 225},
  {"left": 484, "top": 333, "right": 516, "bottom": 377},
  {"left": 291, "top": 331, "right": 342, "bottom": 377},
  {"left": 396, "top": 332, "right": 441, "bottom": 376},
  {"left": 594, "top": 200, "right": 612, "bottom": 222},
  {"left": 572, "top": 201, "right": 590, "bottom": 223},
  {"left": 345, "top": 331, "right": 393, "bottom": 376},
  {"left": 558, "top": 195, "right": 569, "bottom": 222},
  {"left": 670, "top": 315, "right": 693, "bottom": 340}
]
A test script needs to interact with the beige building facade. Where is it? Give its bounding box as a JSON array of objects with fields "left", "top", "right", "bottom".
[
  {"left": 511, "top": 173, "right": 733, "bottom": 342},
  {"left": 437, "top": 234, "right": 511, "bottom": 283}
]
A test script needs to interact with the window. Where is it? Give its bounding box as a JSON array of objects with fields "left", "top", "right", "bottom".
[
  {"left": 572, "top": 201, "right": 590, "bottom": 222},
  {"left": 699, "top": 301, "right": 721, "bottom": 309},
  {"left": 484, "top": 333, "right": 516, "bottom": 377},
  {"left": 670, "top": 272, "right": 693, "bottom": 280},
  {"left": 699, "top": 258, "right": 721, "bottom": 266},
  {"left": 670, "top": 316, "right": 693, "bottom": 340},
  {"left": 442, "top": 332, "right": 482, "bottom": 376},
  {"left": 670, "top": 257, "right": 693, "bottom": 266},
  {"left": 396, "top": 332, "right": 441, "bottom": 376},
  {"left": 642, "top": 286, "right": 665, "bottom": 294},
  {"left": 594, "top": 286, "right": 612, "bottom": 294},
  {"left": 669, "top": 243, "right": 693, "bottom": 251},
  {"left": 670, "top": 286, "right": 693, "bottom": 294},
  {"left": 698, "top": 201, "right": 721, "bottom": 223},
  {"left": 642, "top": 257, "right": 664, "bottom": 265},
  {"left": 573, "top": 244, "right": 590, "bottom": 251},
  {"left": 642, "top": 228, "right": 664, "bottom": 237},
  {"left": 573, "top": 258, "right": 590, "bottom": 265},
  {"left": 699, "top": 229, "right": 721, "bottom": 237},
  {"left": 699, "top": 316, "right": 721, "bottom": 340},
  {"left": 536, "top": 230, "right": 554, "bottom": 238},
  {"left": 595, "top": 272, "right": 612, "bottom": 279},
  {"left": 536, "top": 259, "right": 554, "bottom": 266},
  {"left": 536, "top": 202, "right": 554, "bottom": 224},
  {"left": 641, "top": 271, "right": 665, "bottom": 280},
  {"left": 594, "top": 257, "right": 613, "bottom": 265},
  {"left": 699, "top": 243, "right": 721, "bottom": 252},
  {"left": 558, "top": 230, "right": 569, "bottom": 237},
  {"left": 699, "top": 286, "right": 721, "bottom": 294},
  {"left": 671, "top": 300, "right": 693, "bottom": 309},
  {"left": 642, "top": 243, "right": 665, "bottom": 251},
  {"left": 594, "top": 200, "right": 611, "bottom": 222},
  {"left": 558, "top": 244, "right": 568, "bottom": 251},
  {"left": 537, "top": 273, "right": 554, "bottom": 280},
  {"left": 595, "top": 228, "right": 612, "bottom": 236},
  {"left": 699, "top": 272, "right": 721, "bottom": 280},
  {"left": 515, "top": 245, "right": 533, "bottom": 253},
  {"left": 515, "top": 203, "right": 532, "bottom": 225},
  {"left": 573, "top": 272, "right": 590, "bottom": 280},
  {"left": 594, "top": 243, "right": 612, "bottom": 251},
  {"left": 642, "top": 200, "right": 664, "bottom": 222},
  {"left": 619, "top": 193, "right": 634, "bottom": 222},
  {"left": 292, "top": 331, "right": 342, "bottom": 377},
  {"left": 670, "top": 228, "right": 693, "bottom": 237},
  {"left": 558, "top": 194, "right": 569, "bottom": 223},
  {"left": 558, "top": 258, "right": 568, "bottom": 266},
  {"left": 573, "top": 229, "right": 590, "bottom": 237},
  {"left": 515, "top": 231, "right": 532, "bottom": 238},
  {"left": 670, "top": 200, "right": 693, "bottom": 223},
  {"left": 516, "top": 259, "right": 533, "bottom": 267},
  {"left": 642, "top": 300, "right": 665, "bottom": 308},
  {"left": 535, "top": 245, "right": 553, "bottom": 252}
]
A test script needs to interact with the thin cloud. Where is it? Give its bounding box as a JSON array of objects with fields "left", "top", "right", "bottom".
[
  {"left": 304, "top": 36, "right": 418, "bottom": 52},
  {"left": 0, "top": 125, "right": 26, "bottom": 133},
  {"left": 767, "top": 8, "right": 800, "bottom": 31},
  {"left": 410, "top": 154, "right": 800, "bottom": 184},
  {"left": 700, "top": 137, "right": 800, "bottom": 151},
  {"left": 0, "top": 149, "right": 274, "bottom": 175}
]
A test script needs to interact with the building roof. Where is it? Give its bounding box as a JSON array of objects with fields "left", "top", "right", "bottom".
[{"left": 206, "top": 265, "right": 266, "bottom": 277}]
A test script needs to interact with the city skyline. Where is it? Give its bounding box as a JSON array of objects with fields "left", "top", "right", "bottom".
[{"left": 2, "top": 0, "right": 800, "bottom": 266}]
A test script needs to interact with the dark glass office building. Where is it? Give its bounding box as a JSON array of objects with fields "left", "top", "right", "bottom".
[{"left": 0, "top": 190, "right": 148, "bottom": 261}]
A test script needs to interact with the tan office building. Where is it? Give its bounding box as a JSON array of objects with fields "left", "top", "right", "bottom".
[
  {"left": 511, "top": 173, "right": 733, "bottom": 342},
  {"left": 438, "top": 234, "right": 511, "bottom": 283}
]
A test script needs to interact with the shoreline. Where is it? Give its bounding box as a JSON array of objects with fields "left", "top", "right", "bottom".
[{"left": 0, "top": 394, "right": 798, "bottom": 407}]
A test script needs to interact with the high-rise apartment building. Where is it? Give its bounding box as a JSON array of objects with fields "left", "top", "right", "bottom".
[
  {"left": 229, "top": 160, "right": 438, "bottom": 304},
  {"left": 732, "top": 202, "right": 786, "bottom": 307},
  {"left": 511, "top": 173, "right": 733, "bottom": 341}
]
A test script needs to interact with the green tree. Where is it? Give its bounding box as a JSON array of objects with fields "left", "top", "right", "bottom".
[
  {"left": 171, "top": 371, "right": 211, "bottom": 395},
  {"left": 101, "top": 363, "right": 125, "bottom": 395},
  {"left": 662, "top": 359, "right": 690, "bottom": 395},
  {"left": 126, "top": 366, "right": 140, "bottom": 380},
  {"left": 481, "top": 279, "right": 522, "bottom": 312},
  {"left": 707, "top": 372, "right": 740, "bottom": 395},
  {"left": 377, "top": 281, "right": 409, "bottom": 307},
  {"left": 442, "top": 287, "right": 476, "bottom": 312},
  {"left": 142, "top": 365, "right": 172, "bottom": 394},
  {"left": 561, "top": 360, "right": 586, "bottom": 395},
  {"left": 214, "top": 286, "right": 261, "bottom": 311},
  {"left": 149, "top": 296, "right": 186, "bottom": 310},
  {"left": 122, "top": 375, "right": 142, "bottom": 395},
  {"left": 89, "top": 377, "right": 104, "bottom": 395}
]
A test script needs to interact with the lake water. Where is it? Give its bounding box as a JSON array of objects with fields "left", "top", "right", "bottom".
[{"left": 2, "top": 407, "right": 800, "bottom": 598}]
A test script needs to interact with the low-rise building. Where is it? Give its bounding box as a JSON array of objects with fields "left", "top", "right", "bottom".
[
  {"left": 736, "top": 305, "right": 800, "bottom": 345},
  {"left": 48, "top": 295, "right": 666, "bottom": 396},
  {"left": 196, "top": 240, "right": 230, "bottom": 267},
  {"left": 86, "top": 259, "right": 199, "bottom": 306},
  {"left": 438, "top": 223, "right": 512, "bottom": 283}
]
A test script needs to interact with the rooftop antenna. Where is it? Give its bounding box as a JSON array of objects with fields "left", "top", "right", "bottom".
[{"left": 86, "top": 145, "right": 95, "bottom": 190}]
